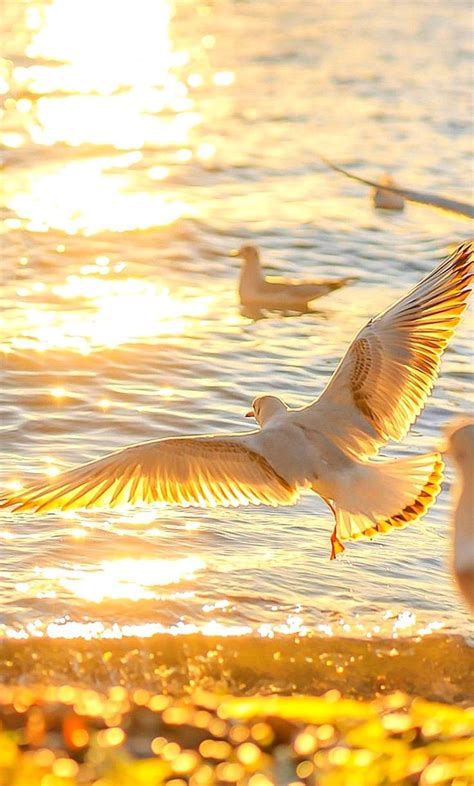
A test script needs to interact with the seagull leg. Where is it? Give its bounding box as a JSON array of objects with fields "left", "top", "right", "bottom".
[
  {"left": 321, "top": 496, "right": 345, "bottom": 560},
  {"left": 330, "top": 527, "right": 345, "bottom": 560}
]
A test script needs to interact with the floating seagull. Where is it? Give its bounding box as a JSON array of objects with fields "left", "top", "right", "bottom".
[
  {"left": 445, "top": 421, "right": 474, "bottom": 611},
  {"left": 373, "top": 174, "right": 405, "bottom": 211},
  {"left": 1, "top": 242, "right": 472, "bottom": 559},
  {"left": 320, "top": 156, "right": 474, "bottom": 218},
  {"left": 232, "top": 245, "right": 354, "bottom": 312}
]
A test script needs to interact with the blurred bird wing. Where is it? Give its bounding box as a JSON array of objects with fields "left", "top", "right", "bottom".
[
  {"left": 299, "top": 241, "right": 473, "bottom": 457},
  {"left": 0, "top": 432, "right": 300, "bottom": 514},
  {"left": 319, "top": 156, "right": 474, "bottom": 218}
]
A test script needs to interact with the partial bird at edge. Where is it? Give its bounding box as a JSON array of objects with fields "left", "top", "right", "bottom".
[
  {"left": 1, "top": 241, "right": 472, "bottom": 560},
  {"left": 232, "top": 245, "right": 356, "bottom": 312},
  {"left": 444, "top": 420, "right": 474, "bottom": 612},
  {"left": 320, "top": 156, "right": 474, "bottom": 218}
]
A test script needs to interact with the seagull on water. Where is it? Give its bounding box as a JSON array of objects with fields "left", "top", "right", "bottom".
[
  {"left": 445, "top": 421, "right": 474, "bottom": 611},
  {"left": 1, "top": 242, "right": 472, "bottom": 559},
  {"left": 233, "top": 245, "right": 354, "bottom": 312},
  {"left": 373, "top": 174, "right": 406, "bottom": 211},
  {"left": 320, "top": 156, "right": 474, "bottom": 218}
]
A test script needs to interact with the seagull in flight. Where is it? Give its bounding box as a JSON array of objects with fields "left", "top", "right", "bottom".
[
  {"left": 1, "top": 242, "right": 472, "bottom": 559},
  {"left": 233, "top": 245, "right": 354, "bottom": 312}
]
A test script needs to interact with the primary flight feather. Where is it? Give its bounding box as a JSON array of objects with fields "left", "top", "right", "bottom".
[{"left": 1, "top": 241, "right": 472, "bottom": 558}]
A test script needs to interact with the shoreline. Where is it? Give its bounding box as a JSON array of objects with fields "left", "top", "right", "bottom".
[{"left": 1, "top": 632, "right": 473, "bottom": 704}]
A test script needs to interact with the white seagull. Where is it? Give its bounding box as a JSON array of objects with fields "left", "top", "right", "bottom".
[
  {"left": 1, "top": 242, "right": 472, "bottom": 559},
  {"left": 373, "top": 174, "right": 406, "bottom": 211},
  {"left": 233, "top": 245, "right": 354, "bottom": 312},
  {"left": 445, "top": 421, "right": 474, "bottom": 611}
]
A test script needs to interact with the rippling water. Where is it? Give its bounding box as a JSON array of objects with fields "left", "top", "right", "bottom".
[{"left": 1, "top": 0, "right": 473, "bottom": 661}]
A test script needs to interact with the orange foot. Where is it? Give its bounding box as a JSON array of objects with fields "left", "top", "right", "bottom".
[{"left": 330, "top": 528, "right": 345, "bottom": 560}]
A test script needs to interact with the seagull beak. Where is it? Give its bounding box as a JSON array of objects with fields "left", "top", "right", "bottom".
[
  {"left": 245, "top": 410, "right": 255, "bottom": 418},
  {"left": 229, "top": 249, "right": 240, "bottom": 257}
]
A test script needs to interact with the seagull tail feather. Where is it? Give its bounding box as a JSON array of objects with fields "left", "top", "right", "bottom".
[{"left": 331, "top": 452, "right": 443, "bottom": 554}]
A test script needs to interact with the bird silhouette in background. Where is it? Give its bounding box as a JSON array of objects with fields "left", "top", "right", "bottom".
[
  {"left": 320, "top": 156, "right": 474, "bottom": 218},
  {"left": 1, "top": 242, "right": 472, "bottom": 559}
]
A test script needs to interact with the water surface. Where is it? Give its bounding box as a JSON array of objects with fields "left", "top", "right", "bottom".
[{"left": 0, "top": 0, "right": 473, "bottom": 660}]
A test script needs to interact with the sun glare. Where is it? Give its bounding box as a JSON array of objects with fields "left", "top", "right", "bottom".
[
  {"left": 29, "top": 93, "right": 200, "bottom": 150},
  {"left": 35, "top": 557, "right": 206, "bottom": 603},
  {"left": 2, "top": 0, "right": 207, "bottom": 233},
  {"left": 6, "top": 158, "right": 190, "bottom": 235},
  {"left": 2, "top": 273, "right": 211, "bottom": 353},
  {"left": 21, "top": 0, "right": 198, "bottom": 152},
  {"left": 26, "top": 0, "right": 177, "bottom": 92}
]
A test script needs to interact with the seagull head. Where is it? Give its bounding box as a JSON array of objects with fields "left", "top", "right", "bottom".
[
  {"left": 245, "top": 395, "right": 287, "bottom": 425},
  {"left": 230, "top": 245, "right": 260, "bottom": 267}
]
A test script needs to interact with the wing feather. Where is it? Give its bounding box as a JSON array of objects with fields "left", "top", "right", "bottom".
[
  {"left": 299, "top": 241, "right": 473, "bottom": 456},
  {"left": 0, "top": 433, "right": 299, "bottom": 514}
]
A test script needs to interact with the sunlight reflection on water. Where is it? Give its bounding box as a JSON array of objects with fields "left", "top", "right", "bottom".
[
  {"left": 0, "top": 0, "right": 472, "bottom": 650},
  {"left": 33, "top": 556, "right": 206, "bottom": 602},
  {"left": 6, "top": 157, "right": 191, "bottom": 234},
  {"left": 1, "top": 271, "right": 211, "bottom": 353}
]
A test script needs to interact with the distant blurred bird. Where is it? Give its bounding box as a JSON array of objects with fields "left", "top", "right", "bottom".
[
  {"left": 373, "top": 174, "right": 405, "bottom": 211},
  {"left": 445, "top": 421, "right": 474, "bottom": 612},
  {"left": 1, "top": 242, "right": 472, "bottom": 560},
  {"left": 232, "top": 245, "right": 354, "bottom": 311},
  {"left": 320, "top": 156, "right": 474, "bottom": 218}
]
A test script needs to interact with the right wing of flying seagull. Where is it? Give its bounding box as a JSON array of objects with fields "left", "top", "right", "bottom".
[{"left": 300, "top": 240, "right": 474, "bottom": 458}]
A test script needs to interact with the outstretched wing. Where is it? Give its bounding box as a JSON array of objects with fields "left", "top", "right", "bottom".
[
  {"left": 0, "top": 433, "right": 300, "bottom": 514},
  {"left": 299, "top": 241, "right": 473, "bottom": 457}
]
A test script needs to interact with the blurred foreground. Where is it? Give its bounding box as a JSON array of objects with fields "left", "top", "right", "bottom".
[{"left": 1, "top": 683, "right": 473, "bottom": 786}]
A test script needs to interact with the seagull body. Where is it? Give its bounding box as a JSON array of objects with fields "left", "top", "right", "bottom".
[
  {"left": 446, "top": 421, "right": 474, "bottom": 611},
  {"left": 235, "top": 246, "right": 353, "bottom": 311},
  {"left": 1, "top": 242, "right": 472, "bottom": 558},
  {"left": 373, "top": 174, "right": 405, "bottom": 211}
]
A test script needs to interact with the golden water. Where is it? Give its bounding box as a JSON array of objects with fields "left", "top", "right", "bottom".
[{"left": 0, "top": 1, "right": 473, "bottom": 664}]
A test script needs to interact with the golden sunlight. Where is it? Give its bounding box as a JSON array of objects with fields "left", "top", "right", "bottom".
[
  {"left": 6, "top": 157, "right": 190, "bottom": 235},
  {"left": 2, "top": 274, "right": 211, "bottom": 353},
  {"left": 35, "top": 556, "right": 206, "bottom": 603},
  {"left": 3, "top": 0, "right": 204, "bottom": 233},
  {"left": 30, "top": 94, "right": 200, "bottom": 150},
  {"left": 18, "top": 0, "right": 199, "bottom": 152},
  {"left": 26, "top": 0, "right": 177, "bottom": 93}
]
